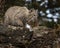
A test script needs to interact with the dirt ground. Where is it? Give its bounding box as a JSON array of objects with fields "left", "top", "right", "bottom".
[{"left": 0, "top": 23, "right": 60, "bottom": 48}]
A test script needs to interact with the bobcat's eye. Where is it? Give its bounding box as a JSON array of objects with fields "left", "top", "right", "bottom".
[
  {"left": 34, "top": 15, "right": 35, "bottom": 16},
  {"left": 31, "top": 10, "right": 32, "bottom": 12}
]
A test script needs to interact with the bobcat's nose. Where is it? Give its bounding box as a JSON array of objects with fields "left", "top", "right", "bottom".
[{"left": 25, "top": 23, "right": 33, "bottom": 31}]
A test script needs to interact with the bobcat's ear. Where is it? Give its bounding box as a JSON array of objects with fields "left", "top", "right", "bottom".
[
  {"left": 29, "top": 9, "right": 38, "bottom": 12},
  {"left": 35, "top": 9, "right": 38, "bottom": 13},
  {"left": 29, "top": 8, "right": 34, "bottom": 13}
]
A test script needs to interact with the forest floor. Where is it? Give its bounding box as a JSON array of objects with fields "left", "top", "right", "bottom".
[{"left": 0, "top": 23, "right": 60, "bottom": 48}]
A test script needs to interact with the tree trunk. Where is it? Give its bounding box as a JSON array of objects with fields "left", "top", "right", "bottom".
[{"left": 0, "top": 0, "right": 5, "bottom": 17}]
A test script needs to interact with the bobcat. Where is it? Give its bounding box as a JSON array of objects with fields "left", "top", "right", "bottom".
[
  {"left": 4, "top": 6, "right": 38, "bottom": 31},
  {"left": 4, "top": 6, "right": 29, "bottom": 26}
]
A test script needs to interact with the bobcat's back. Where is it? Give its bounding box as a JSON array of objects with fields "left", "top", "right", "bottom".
[{"left": 4, "top": 6, "right": 29, "bottom": 26}]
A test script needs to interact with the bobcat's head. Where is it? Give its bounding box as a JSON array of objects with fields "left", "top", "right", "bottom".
[{"left": 27, "top": 9, "right": 38, "bottom": 28}]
